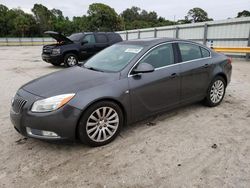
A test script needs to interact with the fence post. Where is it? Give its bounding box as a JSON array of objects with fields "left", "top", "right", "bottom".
[
  {"left": 247, "top": 29, "right": 250, "bottom": 61},
  {"left": 126, "top": 31, "right": 128, "bottom": 40},
  {"left": 175, "top": 27, "right": 179, "bottom": 38},
  {"left": 19, "top": 38, "right": 21, "bottom": 46},
  {"left": 154, "top": 28, "right": 157, "bottom": 38},
  {"left": 138, "top": 30, "right": 140, "bottom": 39},
  {"left": 6, "top": 38, "right": 8, "bottom": 46},
  {"left": 203, "top": 24, "right": 208, "bottom": 45},
  {"left": 31, "top": 37, "right": 33, "bottom": 46}
]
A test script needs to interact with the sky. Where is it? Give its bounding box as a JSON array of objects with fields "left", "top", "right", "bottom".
[{"left": 0, "top": 0, "right": 249, "bottom": 21}]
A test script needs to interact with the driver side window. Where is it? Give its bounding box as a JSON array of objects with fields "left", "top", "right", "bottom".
[
  {"left": 139, "top": 43, "right": 174, "bottom": 68},
  {"left": 83, "top": 34, "right": 96, "bottom": 44}
]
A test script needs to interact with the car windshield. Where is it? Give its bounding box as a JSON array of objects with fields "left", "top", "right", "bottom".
[
  {"left": 84, "top": 44, "right": 144, "bottom": 72},
  {"left": 68, "top": 33, "right": 83, "bottom": 42}
]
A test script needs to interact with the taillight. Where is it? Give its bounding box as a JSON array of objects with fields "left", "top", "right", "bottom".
[{"left": 227, "top": 57, "right": 232, "bottom": 64}]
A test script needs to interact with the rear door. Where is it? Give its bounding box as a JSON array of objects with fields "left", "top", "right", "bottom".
[
  {"left": 177, "top": 42, "right": 212, "bottom": 103},
  {"left": 79, "top": 34, "right": 96, "bottom": 60},
  {"left": 128, "top": 43, "right": 181, "bottom": 121},
  {"left": 95, "top": 34, "right": 109, "bottom": 52}
]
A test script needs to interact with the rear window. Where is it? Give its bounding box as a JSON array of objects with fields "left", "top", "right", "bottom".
[
  {"left": 96, "top": 34, "right": 108, "bottom": 43},
  {"left": 107, "top": 33, "right": 122, "bottom": 43},
  {"left": 178, "top": 43, "right": 202, "bottom": 62},
  {"left": 200, "top": 47, "right": 210, "bottom": 58}
]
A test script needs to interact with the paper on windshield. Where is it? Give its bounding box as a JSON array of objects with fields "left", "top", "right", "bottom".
[{"left": 125, "top": 48, "right": 142, "bottom": 53}]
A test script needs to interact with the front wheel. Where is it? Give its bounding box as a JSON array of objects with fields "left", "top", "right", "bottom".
[
  {"left": 64, "top": 53, "right": 78, "bottom": 67},
  {"left": 77, "top": 101, "right": 124, "bottom": 147},
  {"left": 204, "top": 76, "right": 226, "bottom": 107}
]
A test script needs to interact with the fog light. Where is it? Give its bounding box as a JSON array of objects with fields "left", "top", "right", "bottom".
[
  {"left": 41, "top": 130, "right": 58, "bottom": 137},
  {"left": 26, "top": 127, "right": 59, "bottom": 138}
]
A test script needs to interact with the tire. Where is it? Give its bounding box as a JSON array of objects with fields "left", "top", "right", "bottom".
[
  {"left": 64, "top": 53, "right": 78, "bottom": 67},
  {"left": 204, "top": 76, "right": 226, "bottom": 107},
  {"left": 77, "top": 101, "right": 124, "bottom": 147},
  {"left": 51, "top": 62, "right": 61, "bottom": 66}
]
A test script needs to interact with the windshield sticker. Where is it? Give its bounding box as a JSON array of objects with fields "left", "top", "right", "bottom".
[{"left": 125, "top": 48, "right": 142, "bottom": 53}]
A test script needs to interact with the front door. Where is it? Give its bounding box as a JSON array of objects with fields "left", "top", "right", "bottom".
[
  {"left": 128, "top": 43, "right": 181, "bottom": 121},
  {"left": 80, "top": 34, "right": 96, "bottom": 60}
]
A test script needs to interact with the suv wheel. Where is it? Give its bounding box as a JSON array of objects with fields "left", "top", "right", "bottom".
[
  {"left": 64, "top": 53, "right": 78, "bottom": 67},
  {"left": 77, "top": 101, "right": 124, "bottom": 147},
  {"left": 204, "top": 76, "right": 226, "bottom": 107}
]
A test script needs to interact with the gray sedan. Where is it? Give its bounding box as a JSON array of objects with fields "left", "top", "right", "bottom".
[{"left": 10, "top": 38, "right": 232, "bottom": 146}]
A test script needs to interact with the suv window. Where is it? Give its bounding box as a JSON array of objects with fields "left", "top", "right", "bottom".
[
  {"left": 200, "top": 47, "right": 210, "bottom": 58},
  {"left": 96, "top": 34, "right": 108, "bottom": 43},
  {"left": 139, "top": 43, "right": 174, "bottom": 68},
  {"left": 178, "top": 43, "right": 202, "bottom": 62},
  {"left": 84, "top": 34, "right": 96, "bottom": 43}
]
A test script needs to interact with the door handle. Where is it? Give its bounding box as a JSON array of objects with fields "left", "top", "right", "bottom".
[
  {"left": 202, "top": 64, "right": 209, "bottom": 68},
  {"left": 170, "top": 73, "right": 177, "bottom": 78}
]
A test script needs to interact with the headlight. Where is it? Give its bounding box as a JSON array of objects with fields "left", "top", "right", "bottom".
[
  {"left": 31, "top": 93, "right": 75, "bottom": 112},
  {"left": 51, "top": 48, "right": 61, "bottom": 55}
]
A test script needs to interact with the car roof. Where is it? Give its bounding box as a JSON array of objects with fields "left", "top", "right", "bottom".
[
  {"left": 119, "top": 37, "right": 201, "bottom": 47},
  {"left": 74, "top": 32, "right": 118, "bottom": 35}
]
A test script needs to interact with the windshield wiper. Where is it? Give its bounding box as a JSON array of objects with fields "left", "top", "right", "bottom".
[{"left": 84, "top": 66, "right": 104, "bottom": 72}]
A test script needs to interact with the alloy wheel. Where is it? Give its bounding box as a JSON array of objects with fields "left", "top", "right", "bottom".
[
  {"left": 67, "top": 56, "right": 77, "bottom": 66},
  {"left": 86, "top": 107, "right": 119, "bottom": 142},
  {"left": 210, "top": 80, "right": 224, "bottom": 104}
]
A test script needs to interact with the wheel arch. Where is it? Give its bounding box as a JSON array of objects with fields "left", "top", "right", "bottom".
[
  {"left": 75, "top": 97, "right": 127, "bottom": 139},
  {"left": 63, "top": 50, "right": 79, "bottom": 58},
  {"left": 214, "top": 72, "right": 228, "bottom": 86}
]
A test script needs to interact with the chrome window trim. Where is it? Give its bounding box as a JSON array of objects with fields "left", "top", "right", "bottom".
[{"left": 128, "top": 41, "right": 212, "bottom": 77}]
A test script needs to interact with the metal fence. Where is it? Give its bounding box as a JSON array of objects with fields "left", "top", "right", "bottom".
[
  {"left": 0, "top": 37, "right": 56, "bottom": 46},
  {"left": 117, "top": 17, "right": 250, "bottom": 59},
  {"left": 0, "top": 17, "right": 249, "bottom": 58}
]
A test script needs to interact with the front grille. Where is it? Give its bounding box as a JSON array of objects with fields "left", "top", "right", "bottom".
[
  {"left": 43, "top": 47, "right": 52, "bottom": 54},
  {"left": 12, "top": 96, "right": 27, "bottom": 114}
]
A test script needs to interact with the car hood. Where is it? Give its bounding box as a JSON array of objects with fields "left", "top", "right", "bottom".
[
  {"left": 44, "top": 31, "right": 73, "bottom": 43},
  {"left": 22, "top": 67, "right": 120, "bottom": 98}
]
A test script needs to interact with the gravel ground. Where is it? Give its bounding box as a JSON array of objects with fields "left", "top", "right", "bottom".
[{"left": 0, "top": 46, "right": 250, "bottom": 188}]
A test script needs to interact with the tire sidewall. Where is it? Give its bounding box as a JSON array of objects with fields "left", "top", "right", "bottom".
[
  {"left": 78, "top": 101, "right": 123, "bottom": 147},
  {"left": 64, "top": 53, "right": 78, "bottom": 67},
  {"left": 206, "top": 76, "right": 226, "bottom": 107}
]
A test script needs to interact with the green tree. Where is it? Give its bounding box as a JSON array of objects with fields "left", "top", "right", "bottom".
[
  {"left": 71, "top": 16, "right": 90, "bottom": 32},
  {"left": 186, "top": 8, "right": 213, "bottom": 23},
  {"left": 0, "top": 4, "right": 9, "bottom": 36},
  {"left": 121, "top": 6, "right": 175, "bottom": 30},
  {"left": 12, "top": 9, "right": 37, "bottom": 37},
  {"left": 87, "top": 3, "right": 123, "bottom": 31},
  {"left": 237, "top": 10, "right": 250, "bottom": 17},
  {"left": 31, "top": 4, "right": 55, "bottom": 34}
]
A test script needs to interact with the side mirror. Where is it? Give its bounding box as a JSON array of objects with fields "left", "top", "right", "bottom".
[
  {"left": 81, "top": 40, "right": 88, "bottom": 45},
  {"left": 132, "top": 63, "right": 154, "bottom": 74}
]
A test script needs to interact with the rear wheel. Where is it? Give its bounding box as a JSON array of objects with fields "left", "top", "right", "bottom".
[
  {"left": 64, "top": 53, "right": 78, "bottom": 67},
  {"left": 77, "top": 101, "right": 123, "bottom": 147},
  {"left": 204, "top": 76, "right": 226, "bottom": 107}
]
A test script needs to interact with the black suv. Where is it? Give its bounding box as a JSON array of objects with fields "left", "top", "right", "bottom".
[{"left": 42, "top": 31, "right": 122, "bottom": 67}]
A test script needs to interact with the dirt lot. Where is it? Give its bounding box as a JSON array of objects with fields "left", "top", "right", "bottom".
[{"left": 0, "top": 46, "right": 250, "bottom": 188}]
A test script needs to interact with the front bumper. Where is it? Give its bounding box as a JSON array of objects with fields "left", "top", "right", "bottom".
[
  {"left": 42, "top": 53, "right": 63, "bottom": 64},
  {"left": 10, "top": 89, "right": 82, "bottom": 141}
]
